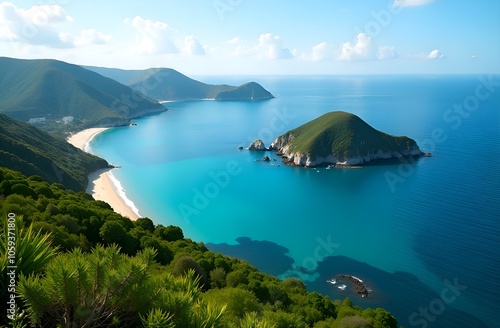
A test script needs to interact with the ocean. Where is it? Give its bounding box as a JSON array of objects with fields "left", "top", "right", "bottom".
[{"left": 90, "top": 75, "right": 500, "bottom": 327}]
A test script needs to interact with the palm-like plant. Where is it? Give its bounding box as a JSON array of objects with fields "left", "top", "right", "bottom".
[
  {"left": 239, "top": 312, "right": 276, "bottom": 328},
  {"left": 0, "top": 215, "right": 57, "bottom": 279},
  {"left": 0, "top": 215, "right": 57, "bottom": 324},
  {"left": 17, "top": 245, "right": 227, "bottom": 327},
  {"left": 18, "top": 245, "right": 159, "bottom": 327}
]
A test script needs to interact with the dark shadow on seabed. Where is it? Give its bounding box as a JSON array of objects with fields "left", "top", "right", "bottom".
[
  {"left": 206, "top": 237, "right": 294, "bottom": 276},
  {"left": 311, "top": 256, "right": 490, "bottom": 328},
  {"left": 207, "top": 237, "right": 490, "bottom": 328}
]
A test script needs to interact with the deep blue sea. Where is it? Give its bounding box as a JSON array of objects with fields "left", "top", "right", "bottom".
[{"left": 90, "top": 75, "right": 500, "bottom": 328}]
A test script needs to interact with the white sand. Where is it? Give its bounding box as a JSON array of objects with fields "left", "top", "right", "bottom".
[
  {"left": 86, "top": 169, "right": 140, "bottom": 220},
  {"left": 67, "top": 128, "right": 140, "bottom": 220},
  {"left": 67, "top": 128, "right": 109, "bottom": 152}
]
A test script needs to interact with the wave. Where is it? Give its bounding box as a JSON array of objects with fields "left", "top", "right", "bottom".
[
  {"left": 108, "top": 170, "right": 142, "bottom": 218},
  {"left": 351, "top": 276, "right": 363, "bottom": 283},
  {"left": 84, "top": 129, "right": 106, "bottom": 154}
]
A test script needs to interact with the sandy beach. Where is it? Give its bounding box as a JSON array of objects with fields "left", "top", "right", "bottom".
[
  {"left": 67, "top": 128, "right": 141, "bottom": 220},
  {"left": 67, "top": 128, "right": 109, "bottom": 152}
]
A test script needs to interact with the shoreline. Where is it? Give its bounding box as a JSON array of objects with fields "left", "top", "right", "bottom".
[
  {"left": 67, "top": 128, "right": 109, "bottom": 152},
  {"left": 67, "top": 128, "right": 141, "bottom": 221}
]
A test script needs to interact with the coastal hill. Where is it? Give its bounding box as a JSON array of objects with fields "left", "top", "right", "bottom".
[
  {"left": 0, "top": 113, "right": 109, "bottom": 191},
  {"left": 270, "top": 111, "right": 424, "bottom": 167},
  {"left": 86, "top": 66, "right": 274, "bottom": 101},
  {"left": 0, "top": 57, "right": 165, "bottom": 127}
]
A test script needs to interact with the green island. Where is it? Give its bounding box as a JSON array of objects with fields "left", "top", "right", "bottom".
[{"left": 270, "top": 111, "right": 427, "bottom": 167}]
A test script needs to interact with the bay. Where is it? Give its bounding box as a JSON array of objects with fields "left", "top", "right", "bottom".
[{"left": 90, "top": 75, "right": 500, "bottom": 327}]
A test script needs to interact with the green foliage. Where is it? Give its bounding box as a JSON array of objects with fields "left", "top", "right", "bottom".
[
  {"left": 17, "top": 246, "right": 227, "bottom": 328},
  {"left": 0, "top": 217, "right": 57, "bottom": 277},
  {"left": 173, "top": 256, "right": 208, "bottom": 289},
  {"left": 203, "top": 287, "right": 261, "bottom": 325},
  {"left": 214, "top": 82, "right": 274, "bottom": 100},
  {"left": 362, "top": 308, "right": 398, "bottom": 328},
  {"left": 210, "top": 268, "right": 227, "bottom": 289},
  {"left": 154, "top": 224, "right": 184, "bottom": 241},
  {"left": 0, "top": 113, "right": 109, "bottom": 191},
  {"left": 338, "top": 316, "right": 373, "bottom": 328},
  {"left": 140, "top": 308, "right": 175, "bottom": 328},
  {"left": 263, "top": 310, "right": 308, "bottom": 328},
  {"left": 0, "top": 216, "right": 57, "bottom": 323},
  {"left": 135, "top": 217, "right": 155, "bottom": 232},
  {"left": 99, "top": 220, "right": 127, "bottom": 243},
  {"left": 226, "top": 269, "right": 249, "bottom": 287},
  {"left": 239, "top": 312, "right": 276, "bottom": 328}
]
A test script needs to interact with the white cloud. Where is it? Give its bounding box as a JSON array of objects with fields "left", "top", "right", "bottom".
[
  {"left": 377, "top": 45, "right": 397, "bottom": 60},
  {"left": 339, "top": 33, "right": 376, "bottom": 61},
  {"left": 311, "top": 42, "right": 334, "bottom": 61},
  {"left": 125, "top": 16, "right": 178, "bottom": 55},
  {"left": 0, "top": 1, "right": 73, "bottom": 47},
  {"left": 183, "top": 35, "right": 205, "bottom": 55},
  {"left": 427, "top": 49, "right": 445, "bottom": 59},
  {"left": 225, "top": 36, "right": 241, "bottom": 44},
  {"left": 392, "top": 0, "right": 435, "bottom": 7},
  {"left": 227, "top": 33, "right": 293, "bottom": 60},
  {"left": 338, "top": 33, "right": 396, "bottom": 61},
  {"left": 231, "top": 44, "right": 252, "bottom": 57},
  {"left": 410, "top": 49, "right": 445, "bottom": 59},
  {"left": 60, "top": 29, "right": 112, "bottom": 47},
  {"left": 257, "top": 33, "right": 293, "bottom": 60}
]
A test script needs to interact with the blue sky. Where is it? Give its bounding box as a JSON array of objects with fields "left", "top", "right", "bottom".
[{"left": 1, "top": 0, "right": 499, "bottom": 75}]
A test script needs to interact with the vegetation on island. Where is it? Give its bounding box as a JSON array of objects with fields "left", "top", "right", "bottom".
[
  {"left": 0, "top": 167, "right": 398, "bottom": 327},
  {"left": 271, "top": 111, "right": 422, "bottom": 165},
  {"left": 0, "top": 57, "right": 165, "bottom": 131},
  {"left": 0, "top": 114, "right": 109, "bottom": 191},
  {"left": 86, "top": 66, "right": 275, "bottom": 101}
]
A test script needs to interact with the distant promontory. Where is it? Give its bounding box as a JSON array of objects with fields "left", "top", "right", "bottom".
[
  {"left": 270, "top": 111, "right": 426, "bottom": 167},
  {"left": 86, "top": 66, "right": 274, "bottom": 101}
]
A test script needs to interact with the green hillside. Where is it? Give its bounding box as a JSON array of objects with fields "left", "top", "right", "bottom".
[
  {"left": 0, "top": 57, "right": 165, "bottom": 128},
  {"left": 214, "top": 82, "right": 274, "bottom": 100},
  {"left": 271, "top": 111, "right": 423, "bottom": 166},
  {"left": 86, "top": 66, "right": 274, "bottom": 101},
  {"left": 0, "top": 167, "right": 398, "bottom": 327},
  {"left": 0, "top": 114, "right": 108, "bottom": 191}
]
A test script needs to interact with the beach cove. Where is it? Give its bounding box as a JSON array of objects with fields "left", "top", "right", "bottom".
[{"left": 67, "top": 128, "right": 141, "bottom": 220}]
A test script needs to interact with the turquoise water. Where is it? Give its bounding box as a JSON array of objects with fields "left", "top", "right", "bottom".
[{"left": 91, "top": 75, "right": 500, "bottom": 327}]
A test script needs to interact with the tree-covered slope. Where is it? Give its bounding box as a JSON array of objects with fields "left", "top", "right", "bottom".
[
  {"left": 0, "top": 167, "right": 398, "bottom": 328},
  {"left": 86, "top": 66, "right": 274, "bottom": 101},
  {"left": 214, "top": 82, "right": 274, "bottom": 100},
  {"left": 0, "top": 114, "right": 108, "bottom": 191},
  {"left": 0, "top": 57, "right": 165, "bottom": 127},
  {"left": 271, "top": 111, "right": 423, "bottom": 166}
]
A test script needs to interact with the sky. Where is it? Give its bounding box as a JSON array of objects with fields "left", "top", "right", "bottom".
[{"left": 0, "top": 0, "right": 499, "bottom": 75}]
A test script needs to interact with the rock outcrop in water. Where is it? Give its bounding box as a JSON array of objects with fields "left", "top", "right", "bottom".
[
  {"left": 248, "top": 139, "right": 268, "bottom": 151},
  {"left": 270, "top": 111, "right": 425, "bottom": 167},
  {"left": 336, "top": 274, "right": 369, "bottom": 298}
]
